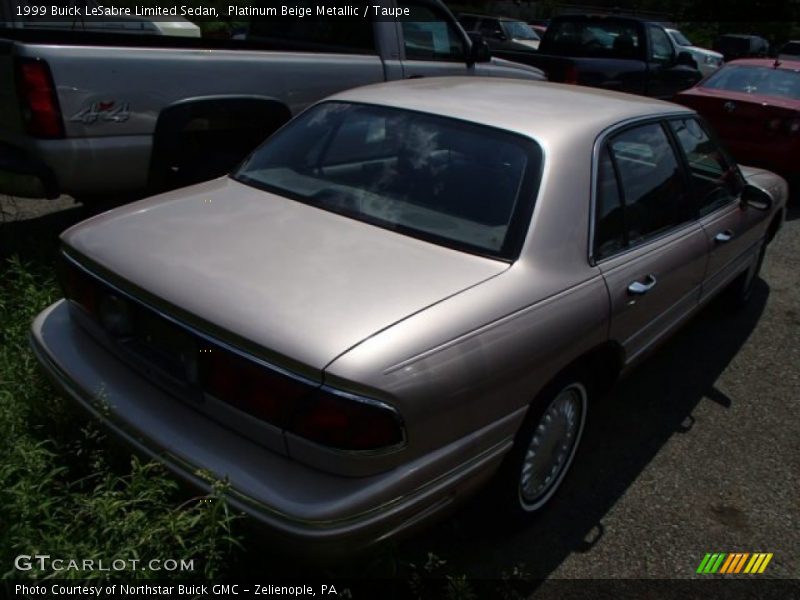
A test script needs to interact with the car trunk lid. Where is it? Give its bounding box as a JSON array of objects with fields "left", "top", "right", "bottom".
[{"left": 61, "top": 177, "right": 509, "bottom": 378}]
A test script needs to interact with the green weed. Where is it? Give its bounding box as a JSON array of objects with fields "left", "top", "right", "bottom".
[{"left": 0, "top": 256, "right": 239, "bottom": 581}]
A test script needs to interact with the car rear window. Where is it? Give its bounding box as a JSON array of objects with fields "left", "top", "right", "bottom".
[
  {"left": 233, "top": 102, "right": 542, "bottom": 260},
  {"left": 702, "top": 65, "right": 800, "bottom": 100}
]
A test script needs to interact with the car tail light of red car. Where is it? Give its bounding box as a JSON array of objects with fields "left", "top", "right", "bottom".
[{"left": 765, "top": 116, "right": 800, "bottom": 135}]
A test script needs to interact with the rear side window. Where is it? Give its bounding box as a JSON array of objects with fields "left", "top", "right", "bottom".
[
  {"left": 247, "top": 2, "right": 376, "bottom": 54},
  {"left": 594, "top": 148, "right": 625, "bottom": 259},
  {"left": 668, "top": 118, "right": 743, "bottom": 216},
  {"left": 594, "top": 122, "right": 692, "bottom": 258}
]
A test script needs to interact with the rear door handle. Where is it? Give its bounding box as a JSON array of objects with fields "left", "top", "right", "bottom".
[
  {"left": 627, "top": 274, "right": 657, "bottom": 296},
  {"left": 715, "top": 230, "right": 734, "bottom": 244}
]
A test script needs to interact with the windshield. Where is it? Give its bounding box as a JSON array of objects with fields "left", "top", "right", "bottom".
[
  {"left": 233, "top": 102, "right": 542, "bottom": 260},
  {"left": 702, "top": 65, "right": 800, "bottom": 100},
  {"left": 669, "top": 29, "right": 693, "bottom": 47},
  {"left": 503, "top": 21, "right": 540, "bottom": 41}
]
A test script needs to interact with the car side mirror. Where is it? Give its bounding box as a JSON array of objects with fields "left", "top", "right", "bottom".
[
  {"left": 676, "top": 51, "right": 697, "bottom": 68},
  {"left": 492, "top": 29, "right": 507, "bottom": 41},
  {"left": 741, "top": 183, "right": 773, "bottom": 211},
  {"left": 467, "top": 32, "right": 492, "bottom": 63}
]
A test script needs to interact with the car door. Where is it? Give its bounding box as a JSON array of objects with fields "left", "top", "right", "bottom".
[
  {"left": 395, "top": 0, "right": 477, "bottom": 78},
  {"left": 593, "top": 121, "right": 707, "bottom": 364},
  {"left": 667, "top": 117, "right": 768, "bottom": 301}
]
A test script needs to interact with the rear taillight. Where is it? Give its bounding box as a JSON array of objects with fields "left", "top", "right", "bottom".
[
  {"left": 765, "top": 117, "right": 800, "bottom": 135},
  {"left": 199, "top": 347, "right": 309, "bottom": 428},
  {"left": 15, "top": 58, "right": 64, "bottom": 138},
  {"left": 289, "top": 388, "right": 405, "bottom": 451},
  {"left": 563, "top": 64, "right": 579, "bottom": 85},
  {"left": 57, "top": 254, "right": 99, "bottom": 316},
  {"left": 57, "top": 252, "right": 406, "bottom": 452},
  {"left": 199, "top": 344, "right": 404, "bottom": 451}
]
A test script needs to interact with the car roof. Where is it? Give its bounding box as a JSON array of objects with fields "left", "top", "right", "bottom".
[{"left": 329, "top": 78, "right": 690, "bottom": 142}]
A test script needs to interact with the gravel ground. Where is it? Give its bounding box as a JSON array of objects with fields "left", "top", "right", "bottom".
[
  {"left": 2, "top": 192, "right": 798, "bottom": 589},
  {"left": 0, "top": 194, "right": 79, "bottom": 223}
]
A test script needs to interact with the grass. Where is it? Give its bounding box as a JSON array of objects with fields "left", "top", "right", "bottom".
[
  {"left": 0, "top": 255, "right": 239, "bottom": 581},
  {"left": 0, "top": 215, "right": 532, "bottom": 595}
]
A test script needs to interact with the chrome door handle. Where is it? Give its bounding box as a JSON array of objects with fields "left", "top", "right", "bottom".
[
  {"left": 715, "top": 230, "right": 734, "bottom": 243},
  {"left": 627, "top": 274, "right": 657, "bottom": 296}
]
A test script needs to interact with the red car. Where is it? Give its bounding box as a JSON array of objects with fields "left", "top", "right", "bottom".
[{"left": 674, "top": 59, "right": 800, "bottom": 182}]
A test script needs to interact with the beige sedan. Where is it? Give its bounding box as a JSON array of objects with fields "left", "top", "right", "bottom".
[{"left": 31, "top": 78, "right": 787, "bottom": 558}]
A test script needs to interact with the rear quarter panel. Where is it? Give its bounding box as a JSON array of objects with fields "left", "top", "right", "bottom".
[{"left": 325, "top": 138, "right": 608, "bottom": 464}]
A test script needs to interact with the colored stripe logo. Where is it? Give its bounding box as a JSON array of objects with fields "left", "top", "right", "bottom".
[{"left": 696, "top": 553, "right": 773, "bottom": 574}]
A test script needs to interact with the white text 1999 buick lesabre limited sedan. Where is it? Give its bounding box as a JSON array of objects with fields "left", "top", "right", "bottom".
[{"left": 31, "top": 78, "right": 786, "bottom": 558}]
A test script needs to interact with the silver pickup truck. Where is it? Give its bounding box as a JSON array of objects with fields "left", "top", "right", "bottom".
[{"left": 0, "top": 0, "right": 545, "bottom": 202}]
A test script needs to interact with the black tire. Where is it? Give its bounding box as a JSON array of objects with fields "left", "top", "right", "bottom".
[
  {"left": 494, "top": 372, "right": 590, "bottom": 520},
  {"left": 725, "top": 239, "right": 767, "bottom": 308}
]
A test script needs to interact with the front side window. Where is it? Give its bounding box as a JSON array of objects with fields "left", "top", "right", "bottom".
[
  {"left": 648, "top": 25, "right": 675, "bottom": 63},
  {"left": 398, "top": 2, "right": 466, "bottom": 62},
  {"left": 669, "top": 118, "right": 743, "bottom": 216},
  {"left": 234, "top": 102, "right": 542, "bottom": 259},
  {"left": 596, "top": 122, "right": 691, "bottom": 252}
]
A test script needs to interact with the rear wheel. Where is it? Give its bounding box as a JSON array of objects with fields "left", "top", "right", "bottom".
[{"left": 496, "top": 375, "right": 589, "bottom": 518}]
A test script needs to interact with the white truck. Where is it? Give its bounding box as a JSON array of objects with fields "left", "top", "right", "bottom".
[{"left": 0, "top": 0, "right": 545, "bottom": 202}]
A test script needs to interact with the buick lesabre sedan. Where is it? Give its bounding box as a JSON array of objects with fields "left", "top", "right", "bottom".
[{"left": 31, "top": 78, "right": 786, "bottom": 558}]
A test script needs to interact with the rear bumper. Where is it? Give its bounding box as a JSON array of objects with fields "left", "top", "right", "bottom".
[
  {"left": 30, "top": 300, "right": 515, "bottom": 560},
  {"left": 0, "top": 140, "right": 58, "bottom": 198}
]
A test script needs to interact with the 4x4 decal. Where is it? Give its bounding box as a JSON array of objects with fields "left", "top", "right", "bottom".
[{"left": 69, "top": 101, "right": 130, "bottom": 124}]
